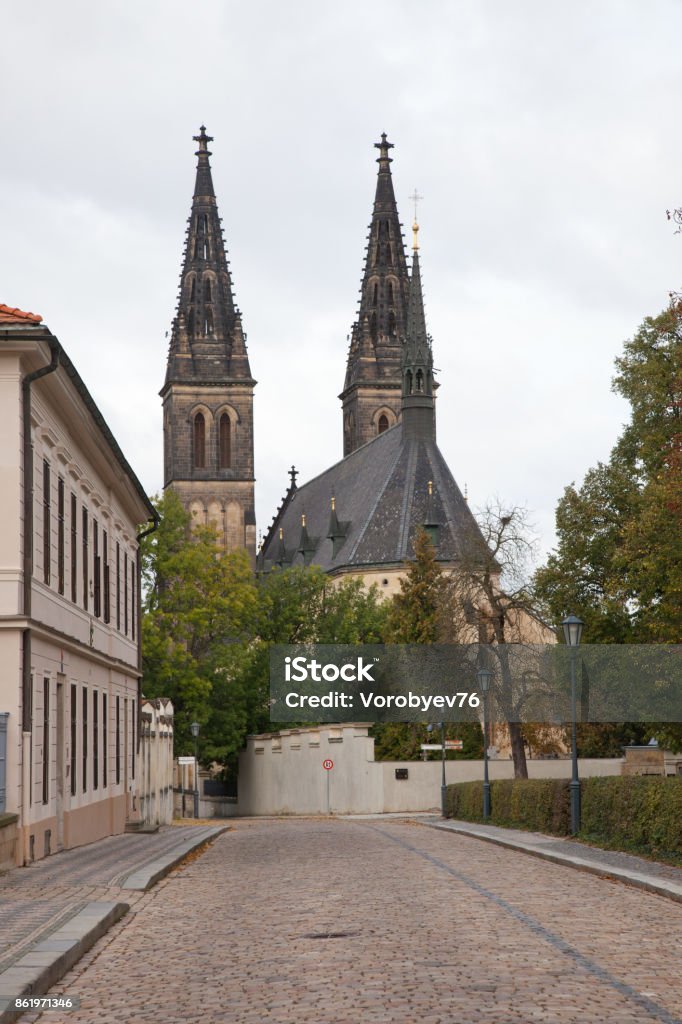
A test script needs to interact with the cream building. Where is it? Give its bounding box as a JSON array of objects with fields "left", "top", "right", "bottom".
[{"left": 0, "top": 303, "right": 157, "bottom": 864}]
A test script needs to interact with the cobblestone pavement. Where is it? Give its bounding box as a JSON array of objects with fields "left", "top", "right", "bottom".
[
  {"left": 15, "top": 818, "right": 682, "bottom": 1024},
  {"left": 0, "top": 826, "right": 216, "bottom": 973}
]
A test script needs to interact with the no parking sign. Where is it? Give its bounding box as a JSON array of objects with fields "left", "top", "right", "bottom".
[{"left": 323, "top": 759, "right": 334, "bottom": 770}]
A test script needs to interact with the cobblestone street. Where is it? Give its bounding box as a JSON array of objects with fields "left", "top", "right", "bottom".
[{"left": 16, "top": 818, "right": 682, "bottom": 1024}]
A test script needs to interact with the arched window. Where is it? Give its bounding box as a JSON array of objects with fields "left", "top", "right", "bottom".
[
  {"left": 416, "top": 369, "right": 424, "bottom": 392},
  {"left": 386, "top": 243, "right": 392, "bottom": 266},
  {"left": 406, "top": 370, "right": 413, "bottom": 395},
  {"left": 204, "top": 308, "right": 214, "bottom": 336},
  {"left": 387, "top": 282, "right": 394, "bottom": 304},
  {"left": 219, "top": 414, "right": 231, "bottom": 469},
  {"left": 189, "top": 278, "right": 196, "bottom": 301},
  {"left": 388, "top": 311, "right": 396, "bottom": 336},
  {"left": 370, "top": 312, "right": 378, "bottom": 342},
  {"left": 203, "top": 239, "right": 210, "bottom": 260},
  {"left": 378, "top": 414, "right": 389, "bottom": 434},
  {"left": 372, "top": 282, "right": 378, "bottom": 305},
  {"left": 193, "top": 413, "right": 206, "bottom": 469},
  {"left": 204, "top": 278, "right": 212, "bottom": 301}
]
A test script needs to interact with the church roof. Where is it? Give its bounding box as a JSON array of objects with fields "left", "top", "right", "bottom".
[
  {"left": 162, "top": 127, "right": 254, "bottom": 391},
  {"left": 258, "top": 424, "right": 490, "bottom": 573},
  {"left": 0, "top": 304, "right": 43, "bottom": 324}
]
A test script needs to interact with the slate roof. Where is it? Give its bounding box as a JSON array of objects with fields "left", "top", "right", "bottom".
[{"left": 258, "top": 423, "right": 491, "bottom": 574}]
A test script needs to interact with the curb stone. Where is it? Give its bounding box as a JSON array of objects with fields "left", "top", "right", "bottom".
[
  {"left": 0, "top": 902, "right": 128, "bottom": 1023},
  {"left": 120, "top": 825, "right": 228, "bottom": 890},
  {"left": 421, "top": 818, "right": 682, "bottom": 905}
]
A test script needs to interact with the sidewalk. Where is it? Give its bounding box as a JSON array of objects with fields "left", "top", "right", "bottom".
[
  {"left": 422, "top": 816, "right": 682, "bottom": 903},
  {"left": 0, "top": 823, "right": 226, "bottom": 1022}
]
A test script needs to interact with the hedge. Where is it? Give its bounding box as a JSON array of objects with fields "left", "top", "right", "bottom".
[{"left": 445, "top": 776, "right": 682, "bottom": 860}]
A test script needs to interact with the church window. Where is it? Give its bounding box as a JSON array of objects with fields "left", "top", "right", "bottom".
[
  {"left": 204, "top": 278, "right": 212, "bottom": 301},
  {"left": 416, "top": 369, "right": 424, "bottom": 392},
  {"left": 203, "top": 239, "right": 210, "bottom": 260},
  {"left": 193, "top": 413, "right": 206, "bottom": 469},
  {"left": 388, "top": 282, "right": 394, "bottom": 304},
  {"left": 189, "top": 278, "right": 196, "bottom": 301},
  {"left": 406, "top": 370, "right": 413, "bottom": 395},
  {"left": 204, "top": 308, "right": 214, "bottom": 335},
  {"left": 388, "top": 311, "right": 396, "bottom": 336},
  {"left": 378, "top": 414, "right": 389, "bottom": 434},
  {"left": 370, "top": 312, "right": 378, "bottom": 342},
  {"left": 219, "top": 414, "right": 231, "bottom": 468},
  {"left": 372, "top": 283, "right": 378, "bottom": 306},
  {"left": 202, "top": 214, "right": 208, "bottom": 233},
  {"left": 386, "top": 243, "right": 392, "bottom": 266}
]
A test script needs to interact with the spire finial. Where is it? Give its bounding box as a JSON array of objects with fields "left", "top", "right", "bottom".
[
  {"left": 193, "top": 125, "right": 213, "bottom": 156},
  {"left": 409, "top": 189, "right": 423, "bottom": 251},
  {"left": 289, "top": 465, "right": 298, "bottom": 489},
  {"left": 374, "top": 132, "right": 394, "bottom": 164}
]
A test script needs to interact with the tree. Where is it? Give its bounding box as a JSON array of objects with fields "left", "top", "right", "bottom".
[
  {"left": 372, "top": 529, "right": 483, "bottom": 762},
  {"left": 141, "top": 490, "right": 258, "bottom": 760},
  {"left": 535, "top": 304, "right": 682, "bottom": 749}
]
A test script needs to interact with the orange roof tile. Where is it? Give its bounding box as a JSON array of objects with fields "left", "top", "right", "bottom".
[{"left": 0, "top": 304, "right": 43, "bottom": 324}]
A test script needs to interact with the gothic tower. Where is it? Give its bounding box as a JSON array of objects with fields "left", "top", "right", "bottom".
[
  {"left": 161, "top": 127, "right": 256, "bottom": 562},
  {"left": 339, "top": 134, "right": 411, "bottom": 455}
]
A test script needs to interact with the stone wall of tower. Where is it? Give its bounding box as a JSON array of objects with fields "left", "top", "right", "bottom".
[
  {"left": 342, "top": 383, "right": 402, "bottom": 455},
  {"left": 162, "top": 382, "right": 256, "bottom": 564}
]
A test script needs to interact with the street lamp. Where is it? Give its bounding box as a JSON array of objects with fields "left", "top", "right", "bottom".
[
  {"left": 190, "top": 721, "right": 200, "bottom": 819},
  {"left": 477, "top": 669, "right": 492, "bottom": 820},
  {"left": 427, "top": 721, "right": 447, "bottom": 817},
  {"left": 562, "top": 614, "right": 584, "bottom": 834}
]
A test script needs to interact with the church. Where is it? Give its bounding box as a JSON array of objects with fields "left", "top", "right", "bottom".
[{"left": 163, "top": 128, "right": 490, "bottom": 588}]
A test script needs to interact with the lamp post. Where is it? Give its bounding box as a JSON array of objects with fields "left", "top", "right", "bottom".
[
  {"left": 477, "top": 669, "right": 492, "bottom": 820},
  {"left": 562, "top": 614, "right": 584, "bottom": 834},
  {"left": 190, "top": 721, "right": 200, "bottom": 819}
]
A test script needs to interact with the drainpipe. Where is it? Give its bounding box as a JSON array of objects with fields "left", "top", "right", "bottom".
[{"left": 21, "top": 336, "right": 60, "bottom": 862}]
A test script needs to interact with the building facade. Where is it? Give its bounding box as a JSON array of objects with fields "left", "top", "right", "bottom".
[
  {"left": 0, "top": 304, "right": 156, "bottom": 864},
  {"left": 161, "top": 127, "right": 256, "bottom": 562}
]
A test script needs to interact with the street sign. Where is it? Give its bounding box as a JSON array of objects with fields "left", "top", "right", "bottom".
[
  {"left": 420, "top": 744, "right": 443, "bottom": 751},
  {"left": 445, "top": 740, "right": 464, "bottom": 750},
  {"left": 178, "top": 756, "right": 195, "bottom": 764},
  {"left": 323, "top": 759, "right": 334, "bottom": 770}
]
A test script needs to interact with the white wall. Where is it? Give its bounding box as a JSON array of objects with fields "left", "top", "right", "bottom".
[{"left": 234, "top": 725, "right": 623, "bottom": 816}]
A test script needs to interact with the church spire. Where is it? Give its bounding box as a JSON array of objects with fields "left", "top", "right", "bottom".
[
  {"left": 164, "top": 127, "right": 253, "bottom": 386},
  {"left": 340, "top": 134, "right": 410, "bottom": 455},
  {"left": 401, "top": 223, "right": 435, "bottom": 441}
]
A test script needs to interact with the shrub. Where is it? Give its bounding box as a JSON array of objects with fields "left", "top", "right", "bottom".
[{"left": 445, "top": 779, "right": 570, "bottom": 834}]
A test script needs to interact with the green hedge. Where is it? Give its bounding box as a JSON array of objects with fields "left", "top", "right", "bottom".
[
  {"left": 444, "top": 779, "right": 570, "bottom": 834},
  {"left": 444, "top": 776, "right": 682, "bottom": 860}
]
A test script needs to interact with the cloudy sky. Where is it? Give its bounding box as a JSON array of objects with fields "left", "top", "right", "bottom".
[{"left": 3, "top": 1, "right": 681, "bottom": 564}]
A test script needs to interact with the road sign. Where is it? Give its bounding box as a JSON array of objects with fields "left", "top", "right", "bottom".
[
  {"left": 420, "top": 744, "right": 443, "bottom": 751},
  {"left": 445, "top": 740, "right": 464, "bottom": 750},
  {"left": 323, "top": 759, "right": 334, "bottom": 770}
]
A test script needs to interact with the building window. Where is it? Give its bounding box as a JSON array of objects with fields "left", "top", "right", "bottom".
[
  {"left": 115, "top": 696, "right": 121, "bottom": 785},
  {"left": 204, "top": 309, "right": 213, "bottom": 336},
  {"left": 416, "top": 369, "right": 424, "bottom": 392},
  {"left": 193, "top": 413, "right": 206, "bottom": 469},
  {"left": 124, "top": 553, "right": 128, "bottom": 635},
  {"left": 131, "top": 565, "right": 136, "bottom": 642},
  {"left": 116, "top": 542, "right": 121, "bottom": 631},
  {"left": 219, "top": 414, "right": 231, "bottom": 469},
  {"left": 57, "top": 478, "right": 65, "bottom": 595},
  {"left": 70, "top": 494, "right": 77, "bottom": 603},
  {"left": 82, "top": 508, "right": 88, "bottom": 611},
  {"left": 103, "top": 530, "right": 110, "bottom": 624},
  {"left": 372, "top": 282, "right": 378, "bottom": 306},
  {"left": 132, "top": 698, "right": 136, "bottom": 781},
  {"left": 93, "top": 519, "right": 101, "bottom": 618},
  {"left": 82, "top": 687, "right": 88, "bottom": 793},
  {"left": 370, "top": 312, "right": 377, "bottom": 342},
  {"left": 189, "top": 277, "right": 196, "bottom": 301},
  {"left": 103, "top": 693, "right": 108, "bottom": 788},
  {"left": 70, "top": 684, "right": 77, "bottom": 797},
  {"left": 388, "top": 282, "right": 394, "bottom": 304},
  {"left": 43, "top": 460, "right": 51, "bottom": 584},
  {"left": 93, "top": 690, "right": 99, "bottom": 790},
  {"left": 388, "top": 311, "right": 396, "bottom": 336},
  {"left": 378, "top": 414, "right": 389, "bottom": 434},
  {"left": 204, "top": 278, "right": 212, "bottom": 301},
  {"left": 42, "top": 678, "right": 50, "bottom": 805}
]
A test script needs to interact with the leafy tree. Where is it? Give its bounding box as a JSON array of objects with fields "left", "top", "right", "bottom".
[
  {"left": 535, "top": 304, "right": 682, "bottom": 750},
  {"left": 141, "top": 490, "right": 258, "bottom": 760}
]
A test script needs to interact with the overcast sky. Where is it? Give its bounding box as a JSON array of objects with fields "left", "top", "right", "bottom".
[{"left": 3, "top": 0, "right": 681, "bottom": 566}]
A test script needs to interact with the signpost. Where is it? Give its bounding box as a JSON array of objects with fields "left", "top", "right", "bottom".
[{"left": 323, "top": 759, "right": 333, "bottom": 814}]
